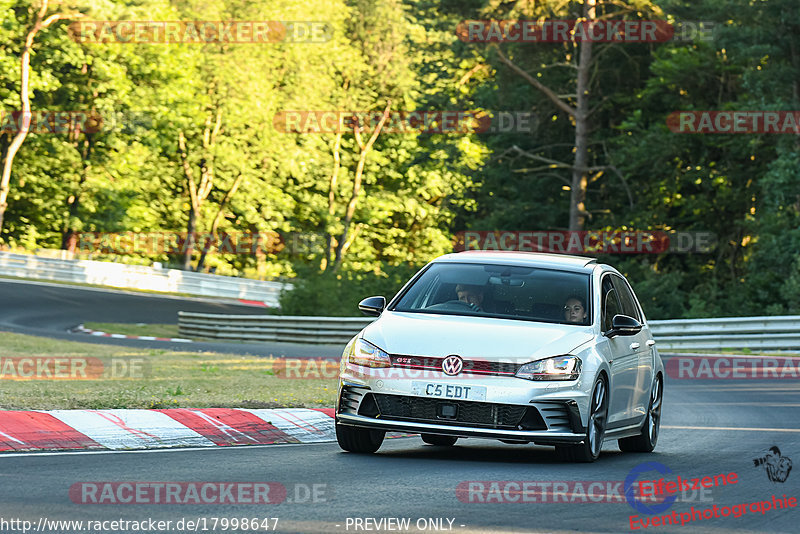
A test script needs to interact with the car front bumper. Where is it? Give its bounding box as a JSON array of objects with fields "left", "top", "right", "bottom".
[
  {"left": 336, "top": 368, "right": 591, "bottom": 445},
  {"left": 336, "top": 412, "right": 586, "bottom": 444}
]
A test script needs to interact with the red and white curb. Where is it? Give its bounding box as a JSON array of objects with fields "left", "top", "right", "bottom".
[
  {"left": 0, "top": 408, "right": 339, "bottom": 452},
  {"left": 72, "top": 324, "right": 193, "bottom": 343},
  {"left": 237, "top": 299, "right": 271, "bottom": 308}
]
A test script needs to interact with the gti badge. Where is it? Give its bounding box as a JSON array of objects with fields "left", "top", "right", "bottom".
[{"left": 442, "top": 355, "right": 463, "bottom": 376}]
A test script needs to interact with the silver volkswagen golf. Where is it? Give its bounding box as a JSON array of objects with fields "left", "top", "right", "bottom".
[{"left": 335, "top": 251, "right": 664, "bottom": 462}]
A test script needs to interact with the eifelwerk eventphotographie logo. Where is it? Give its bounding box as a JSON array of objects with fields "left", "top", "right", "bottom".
[
  {"left": 625, "top": 461, "right": 798, "bottom": 529},
  {"left": 753, "top": 447, "right": 793, "bottom": 483}
]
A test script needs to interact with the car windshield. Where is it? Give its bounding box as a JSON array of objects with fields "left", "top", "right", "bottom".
[{"left": 392, "top": 262, "right": 592, "bottom": 325}]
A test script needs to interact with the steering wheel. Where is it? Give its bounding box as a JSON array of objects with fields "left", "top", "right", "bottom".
[{"left": 427, "top": 299, "right": 482, "bottom": 312}]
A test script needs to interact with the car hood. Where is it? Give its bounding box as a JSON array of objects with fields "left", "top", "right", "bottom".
[{"left": 361, "top": 311, "right": 594, "bottom": 361}]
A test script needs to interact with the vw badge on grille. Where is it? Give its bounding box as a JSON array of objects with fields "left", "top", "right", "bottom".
[{"left": 442, "top": 355, "right": 463, "bottom": 376}]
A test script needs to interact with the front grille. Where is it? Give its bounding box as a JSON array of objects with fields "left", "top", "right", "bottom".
[
  {"left": 389, "top": 355, "right": 521, "bottom": 376},
  {"left": 370, "top": 393, "right": 533, "bottom": 429}
]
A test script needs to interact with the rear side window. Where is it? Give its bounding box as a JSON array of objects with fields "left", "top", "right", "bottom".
[
  {"left": 601, "top": 276, "right": 621, "bottom": 332},
  {"left": 611, "top": 275, "right": 642, "bottom": 322}
]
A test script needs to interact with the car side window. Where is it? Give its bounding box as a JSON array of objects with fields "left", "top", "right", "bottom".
[
  {"left": 611, "top": 275, "right": 642, "bottom": 322},
  {"left": 601, "top": 276, "right": 621, "bottom": 332}
]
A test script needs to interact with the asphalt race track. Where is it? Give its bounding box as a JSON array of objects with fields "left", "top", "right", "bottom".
[
  {"left": 2, "top": 371, "right": 799, "bottom": 533},
  {"left": 0, "top": 279, "right": 343, "bottom": 358},
  {"left": 2, "top": 278, "right": 798, "bottom": 532}
]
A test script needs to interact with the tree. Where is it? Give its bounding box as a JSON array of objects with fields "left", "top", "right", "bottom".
[
  {"left": 480, "top": 0, "right": 662, "bottom": 230},
  {"left": 0, "top": 0, "right": 81, "bottom": 236},
  {"left": 323, "top": 101, "right": 392, "bottom": 272}
]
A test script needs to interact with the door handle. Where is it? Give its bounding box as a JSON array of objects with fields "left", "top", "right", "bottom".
[
  {"left": 646, "top": 340, "right": 656, "bottom": 347},
  {"left": 630, "top": 342, "right": 640, "bottom": 350}
]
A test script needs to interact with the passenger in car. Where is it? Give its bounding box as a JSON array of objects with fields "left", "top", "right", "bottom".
[{"left": 563, "top": 295, "right": 587, "bottom": 324}]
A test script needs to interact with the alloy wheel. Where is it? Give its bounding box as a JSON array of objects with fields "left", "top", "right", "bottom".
[
  {"left": 648, "top": 376, "right": 663, "bottom": 443},
  {"left": 588, "top": 378, "right": 608, "bottom": 457}
]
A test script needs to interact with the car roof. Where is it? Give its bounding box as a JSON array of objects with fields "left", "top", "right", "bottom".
[{"left": 433, "top": 251, "right": 598, "bottom": 272}]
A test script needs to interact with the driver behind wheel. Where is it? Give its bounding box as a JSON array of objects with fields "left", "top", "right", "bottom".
[{"left": 455, "top": 284, "right": 485, "bottom": 311}]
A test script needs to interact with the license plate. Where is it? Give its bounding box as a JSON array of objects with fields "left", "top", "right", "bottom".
[{"left": 412, "top": 382, "right": 487, "bottom": 401}]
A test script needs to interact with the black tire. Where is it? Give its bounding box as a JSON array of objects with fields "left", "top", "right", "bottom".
[
  {"left": 421, "top": 434, "right": 458, "bottom": 446},
  {"left": 555, "top": 375, "right": 609, "bottom": 463},
  {"left": 619, "top": 374, "right": 663, "bottom": 453},
  {"left": 335, "top": 422, "right": 385, "bottom": 453}
]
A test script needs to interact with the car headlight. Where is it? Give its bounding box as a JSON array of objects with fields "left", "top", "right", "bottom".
[
  {"left": 515, "top": 355, "right": 581, "bottom": 381},
  {"left": 348, "top": 338, "right": 391, "bottom": 368}
]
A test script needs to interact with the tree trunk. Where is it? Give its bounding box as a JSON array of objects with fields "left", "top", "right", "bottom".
[
  {"left": 183, "top": 208, "right": 197, "bottom": 271},
  {"left": 0, "top": 2, "right": 81, "bottom": 236},
  {"left": 494, "top": 1, "right": 600, "bottom": 232},
  {"left": 322, "top": 129, "right": 343, "bottom": 272},
  {"left": 196, "top": 173, "right": 244, "bottom": 271},
  {"left": 569, "top": 0, "right": 596, "bottom": 232},
  {"left": 332, "top": 147, "right": 369, "bottom": 270},
  {"left": 332, "top": 101, "right": 391, "bottom": 271},
  {"left": 177, "top": 107, "right": 221, "bottom": 271},
  {"left": 62, "top": 136, "right": 93, "bottom": 251},
  {"left": 0, "top": 38, "right": 36, "bottom": 235}
]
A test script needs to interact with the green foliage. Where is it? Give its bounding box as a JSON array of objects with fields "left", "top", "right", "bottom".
[
  {"left": 279, "top": 263, "right": 418, "bottom": 316},
  {"left": 1, "top": 0, "right": 799, "bottom": 320}
]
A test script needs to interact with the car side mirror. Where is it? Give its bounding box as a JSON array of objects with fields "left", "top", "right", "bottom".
[
  {"left": 606, "top": 314, "right": 642, "bottom": 337},
  {"left": 358, "top": 296, "right": 386, "bottom": 317}
]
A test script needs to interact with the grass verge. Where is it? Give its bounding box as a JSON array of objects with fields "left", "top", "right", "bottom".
[{"left": 0, "top": 331, "right": 337, "bottom": 410}]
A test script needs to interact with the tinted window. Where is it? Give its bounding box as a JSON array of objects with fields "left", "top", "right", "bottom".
[
  {"left": 392, "top": 262, "right": 592, "bottom": 325},
  {"left": 612, "top": 275, "right": 641, "bottom": 321}
]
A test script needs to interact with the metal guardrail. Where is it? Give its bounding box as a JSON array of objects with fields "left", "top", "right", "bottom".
[
  {"left": 178, "top": 312, "right": 374, "bottom": 344},
  {"left": 177, "top": 312, "right": 800, "bottom": 349},
  {"left": 0, "top": 251, "right": 289, "bottom": 306},
  {"left": 648, "top": 316, "right": 800, "bottom": 350}
]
